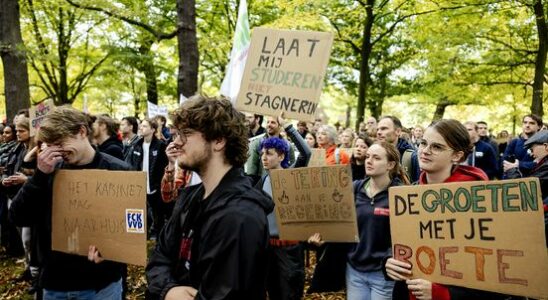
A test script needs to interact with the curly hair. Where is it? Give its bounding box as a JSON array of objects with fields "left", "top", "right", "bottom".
[
  {"left": 170, "top": 95, "right": 248, "bottom": 167},
  {"left": 259, "top": 137, "right": 290, "bottom": 168}
]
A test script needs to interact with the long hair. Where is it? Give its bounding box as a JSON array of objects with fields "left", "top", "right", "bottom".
[
  {"left": 375, "top": 141, "right": 410, "bottom": 185},
  {"left": 429, "top": 119, "right": 472, "bottom": 163}
]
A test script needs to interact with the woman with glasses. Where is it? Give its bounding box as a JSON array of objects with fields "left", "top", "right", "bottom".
[{"left": 383, "top": 119, "right": 509, "bottom": 300}]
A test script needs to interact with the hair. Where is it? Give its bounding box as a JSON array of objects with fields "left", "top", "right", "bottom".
[
  {"left": 414, "top": 125, "right": 424, "bottom": 131},
  {"left": 122, "top": 116, "right": 139, "bottom": 134},
  {"left": 523, "top": 114, "right": 543, "bottom": 128},
  {"left": 259, "top": 137, "right": 290, "bottom": 168},
  {"left": 477, "top": 121, "right": 487, "bottom": 126},
  {"left": 38, "top": 106, "right": 91, "bottom": 144},
  {"left": 170, "top": 95, "right": 248, "bottom": 167},
  {"left": 154, "top": 115, "right": 167, "bottom": 127},
  {"left": 464, "top": 121, "right": 478, "bottom": 131},
  {"left": 306, "top": 132, "right": 318, "bottom": 148},
  {"left": 379, "top": 115, "right": 403, "bottom": 129},
  {"left": 254, "top": 114, "right": 264, "bottom": 126},
  {"left": 373, "top": 141, "right": 410, "bottom": 184},
  {"left": 96, "top": 115, "right": 119, "bottom": 136},
  {"left": 15, "top": 116, "right": 30, "bottom": 131},
  {"left": 319, "top": 125, "right": 338, "bottom": 145},
  {"left": 428, "top": 119, "right": 472, "bottom": 163},
  {"left": 16, "top": 108, "right": 29, "bottom": 118}
]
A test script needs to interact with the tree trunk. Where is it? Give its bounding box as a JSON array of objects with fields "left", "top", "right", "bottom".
[
  {"left": 138, "top": 40, "right": 158, "bottom": 105},
  {"left": 532, "top": 0, "right": 547, "bottom": 117},
  {"left": 355, "top": 0, "right": 375, "bottom": 131},
  {"left": 432, "top": 98, "right": 452, "bottom": 122},
  {"left": 0, "top": 0, "right": 30, "bottom": 121},
  {"left": 345, "top": 105, "right": 351, "bottom": 129},
  {"left": 176, "top": 0, "right": 198, "bottom": 98}
]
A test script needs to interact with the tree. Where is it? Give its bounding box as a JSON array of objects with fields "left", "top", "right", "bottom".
[
  {"left": 0, "top": 0, "right": 30, "bottom": 121},
  {"left": 532, "top": 0, "right": 547, "bottom": 117}
]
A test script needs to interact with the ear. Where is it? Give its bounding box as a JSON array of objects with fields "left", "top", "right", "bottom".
[
  {"left": 79, "top": 125, "right": 88, "bottom": 138},
  {"left": 387, "top": 161, "right": 396, "bottom": 171},
  {"left": 395, "top": 127, "right": 402, "bottom": 136},
  {"left": 278, "top": 153, "right": 285, "bottom": 163},
  {"left": 212, "top": 137, "right": 226, "bottom": 152},
  {"left": 451, "top": 150, "right": 464, "bottom": 164}
]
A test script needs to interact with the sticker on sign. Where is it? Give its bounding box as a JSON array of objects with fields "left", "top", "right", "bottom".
[{"left": 126, "top": 209, "right": 145, "bottom": 233}]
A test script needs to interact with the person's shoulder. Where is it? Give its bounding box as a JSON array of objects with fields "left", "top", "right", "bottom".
[{"left": 98, "top": 152, "right": 131, "bottom": 170}]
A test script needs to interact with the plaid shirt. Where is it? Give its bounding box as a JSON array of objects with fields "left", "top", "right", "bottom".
[{"left": 160, "top": 166, "right": 193, "bottom": 203}]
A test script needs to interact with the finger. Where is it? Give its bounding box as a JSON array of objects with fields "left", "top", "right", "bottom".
[
  {"left": 188, "top": 288, "right": 197, "bottom": 297},
  {"left": 88, "top": 245, "right": 95, "bottom": 261},
  {"left": 386, "top": 270, "right": 407, "bottom": 281},
  {"left": 388, "top": 258, "right": 412, "bottom": 269}
]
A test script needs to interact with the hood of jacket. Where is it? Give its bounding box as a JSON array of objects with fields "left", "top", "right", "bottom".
[
  {"left": 396, "top": 138, "right": 414, "bottom": 155},
  {"left": 419, "top": 164, "right": 488, "bottom": 184}
]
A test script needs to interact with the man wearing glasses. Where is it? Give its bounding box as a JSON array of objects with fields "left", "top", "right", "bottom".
[{"left": 147, "top": 95, "right": 273, "bottom": 300}]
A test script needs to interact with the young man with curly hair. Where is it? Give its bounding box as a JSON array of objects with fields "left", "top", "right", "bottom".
[{"left": 146, "top": 95, "right": 273, "bottom": 300}]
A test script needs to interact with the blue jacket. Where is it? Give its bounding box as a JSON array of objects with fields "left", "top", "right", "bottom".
[
  {"left": 468, "top": 140, "right": 498, "bottom": 179},
  {"left": 503, "top": 136, "right": 535, "bottom": 173},
  {"left": 396, "top": 138, "right": 420, "bottom": 183}
]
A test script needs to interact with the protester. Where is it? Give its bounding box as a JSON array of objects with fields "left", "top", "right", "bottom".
[
  {"left": 0, "top": 124, "right": 17, "bottom": 251},
  {"left": 93, "top": 114, "right": 124, "bottom": 160},
  {"left": 124, "top": 119, "right": 168, "bottom": 239},
  {"left": 376, "top": 116, "right": 420, "bottom": 182},
  {"left": 297, "top": 120, "right": 309, "bottom": 138},
  {"left": 305, "top": 132, "right": 318, "bottom": 149},
  {"left": 146, "top": 95, "right": 272, "bottom": 300},
  {"left": 477, "top": 121, "right": 498, "bottom": 156},
  {"left": 384, "top": 119, "right": 509, "bottom": 300},
  {"left": 350, "top": 134, "right": 373, "bottom": 181},
  {"left": 317, "top": 125, "right": 350, "bottom": 165},
  {"left": 120, "top": 116, "right": 140, "bottom": 160},
  {"left": 411, "top": 125, "right": 424, "bottom": 149},
  {"left": 464, "top": 121, "right": 498, "bottom": 179},
  {"left": 366, "top": 116, "right": 377, "bottom": 139},
  {"left": 246, "top": 113, "right": 266, "bottom": 138},
  {"left": 496, "top": 130, "right": 510, "bottom": 155},
  {"left": 9, "top": 107, "right": 129, "bottom": 299},
  {"left": 257, "top": 113, "right": 311, "bottom": 300},
  {"left": 339, "top": 128, "right": 355, "bottom": 149},
  {"left": 503, "top": 114, "right": 543, "bottom": 174},
  {"left": 346, "top": 141, "right": 410, "bottom": 300},
  {"left": 154, "top": 115, "right": 171, "bottom": 140}
]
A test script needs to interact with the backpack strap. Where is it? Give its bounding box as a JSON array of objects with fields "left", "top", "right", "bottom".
[{"left": 401, "top": 149, "right": 414, "bottom": 176}]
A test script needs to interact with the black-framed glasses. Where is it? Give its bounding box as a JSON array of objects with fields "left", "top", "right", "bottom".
[
  {"left": 173, "top": 128, "right": 197, "bottom": 144},
  {"left": 417, "top": 139, "right": 452, "bottom": 154}
]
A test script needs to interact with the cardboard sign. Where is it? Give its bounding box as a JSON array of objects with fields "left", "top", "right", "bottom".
[
  {"left": 52, "top": 170, "right": 147, "bottom": 266},
  {"left": 29, "top": 99, "right": 54, "bottom": 136},
  {"left": 147, "top": 101, "right": 169, "bottom": 118},
  {"left": 307, "top": 148, "right": 326, "bottom": 167},
  {"left": 269, "top": 165, "right": 358, "bottom": 242},
  {"left": 389, "top": 178, "right": 548, "bottom": 298},
  {"left": 236, "top": 28, "right": 334, "bottom": 121}
]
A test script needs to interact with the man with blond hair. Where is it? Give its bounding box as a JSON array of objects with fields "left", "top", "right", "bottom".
[{"left": 9, "top": 106, "right": 129, "bottom": 299}]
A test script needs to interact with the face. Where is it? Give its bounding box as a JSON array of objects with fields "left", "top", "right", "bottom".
[
  {"left": 120, "top": 120, "right": 132, "bottom": 135},
  {"left": 15, "top": 125, "right": 30, "bottom": 143},
  {"left": 477, "top": 123, "right": 488, "bottom": 137},
  {"left": 465, "top": 124, "right": 479, "bottom": 141},
  {"left": 365, "top": 144, "right": 395, "bottom": 177},
  {"left": 340, "top": 131, "right": 353, "bottom": 146},
  {"left": 245, "top": 113, "right": 255, "bottom": 128},
  {"left": 3, "top": 127, "right": 14, "bottom": 142},
  {"left": 51, "top": 130, "right": 90, "bottom": 165},
  {"left": 316, "top": 127, "right": 330, "bottom": 147},
  {"left": 261, "top": 148, "right": 284, "bottom": 170},
  {"left": 173, "top": 128, "right": 212, "bottom": 173},
  {"left": 353, "top": 138, "right": 368, "bottom": 161},
  {"left": 139, "top": 121, "right": 154, "bottom": 138},
  {"left": 297, "top": 123, "right": 307, "bottom": 133},
  {"left": 418, "top": 128, "right": 462, "bottom": 173},
  {"left": 366, "top": 117, "right": 376, "bottom": 129},
  {"left": 92, "top": 121, "right": 103, "bottom": 138},
  {"left": 413, "top": 127, "right": 423, "bottom": 139},
  {"left": 305, "top": 133, "right": 316, "bottom": 148},
  {"left": 377, "top": 118, "right": 399, "bottom": 144},
  {"left": 522, "top": 117, "right": 540, "bottom": 135},
  {"left": 266, "top": 117, "right": 280, "bottom": 136},
  {"left": 530, "top": 143, "right": 548, "bottom": 161}
]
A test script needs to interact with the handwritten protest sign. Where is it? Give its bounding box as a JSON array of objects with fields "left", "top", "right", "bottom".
[
  {"left": 269, "top": 165, "right": 358, "bottom": 242},
  {"left": 29, "top": 99, "right": 54, "bottom": 136},
  {"left": 307, "top": 149, "right": 326, "bottom": 167},
  {"left": 52, "top": 170, "right": 147, "bottom": 266},
  {"left": 236, "top": 28, "right": 334, "bottom": 121},
  {"left": 147, "top": 101, "right": 169, "bottom": 119},
  {"left": 389, "top": 178, "right": 548, "bottom": 298}
]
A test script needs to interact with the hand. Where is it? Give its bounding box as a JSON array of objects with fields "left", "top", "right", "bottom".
[
  {"left": 88, "top": 245, "right": 104, "bottom": 264},
  {"left": 165, "top": 142, "right": 183, "bottom": 165},
  {"left": 24, "top": 146, "right": 40, "bottom": 163},
  {"left": 7, "top": 172, "right": 27, "bottom": 185},
  {"left": 37, "top": 145, "right": 64, "bottom": 174},
  {"left": 406, "top": 278, "right": 432, "bottom": 300},
  {"left": 277, "top": 112, "right": 289, "bottom": 129},
  {"left": 165, "top": 286, "right": 198, "bottom": 300},
  {"left": 385, "top": 257, "right": 412, "bottom": 281},
  {"left": 503, "top": 159, "right": 519, "bottom": 172},
  {"left": 307, "top": 233, "right": 324, "bottom": 247},
  {"left": 2, "top": 177, "right": 12, "bottom": 186}
]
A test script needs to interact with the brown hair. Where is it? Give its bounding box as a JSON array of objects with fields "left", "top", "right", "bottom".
[
  {"left": 170, "top": 95, "right": 248, "bottom": 167},
  {"left": 15, "top": 116, "right": 30, "bottom": 131},
  {"left": 429, "top": 119, "right": 472, "bottom": 162},
  {"left": 374, "top": 141, "right": 410, "bottom": 185},
  {"left": 96, "top": 114, "right": 119, "bottom": 137},
  {"left": 38, "top": 106, "right": 91, "bottom": 144}
]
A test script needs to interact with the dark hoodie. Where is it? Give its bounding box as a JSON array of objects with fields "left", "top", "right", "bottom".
[
  {"left": 396, "top": 138, "right": 420, "bottom": 182},
  {"left": 146, "top": 167, "right": 273, "bottom": 300},
  {"left": 97, "top": 135, "right": 123, "bottom": 160}
]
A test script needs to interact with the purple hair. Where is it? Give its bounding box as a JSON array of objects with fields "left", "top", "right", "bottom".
[{"left": 259, "top": 137, "right": 290, "bottom": 168}]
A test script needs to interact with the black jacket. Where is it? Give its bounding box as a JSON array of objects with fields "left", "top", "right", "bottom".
[
  {"left": 3, "top": 142, "right": 28, "bottom": 198},
  {"left": 124, "top": 136, "right": 168, "bottom": 193},
  {"left": 9, "top": 151, "right": 130, "bottom": 291},
  {"left": 146, "top": 167, "right": 274, "bottom": 300},
  {"left": 97, "top": 135, "right": 123, "bottom": 160}
]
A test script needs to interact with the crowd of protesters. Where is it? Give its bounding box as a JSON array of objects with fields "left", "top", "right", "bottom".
[{"left": 0, "top": 96, "right": 546, "bottom": 300}]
